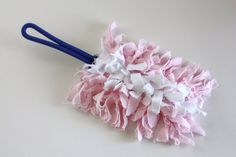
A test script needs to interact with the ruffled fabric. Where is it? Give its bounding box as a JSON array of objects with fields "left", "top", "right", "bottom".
[{"left": 68, "top": 22, "right": 217, "bottom": 145}]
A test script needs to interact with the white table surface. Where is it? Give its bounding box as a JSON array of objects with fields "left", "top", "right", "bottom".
[{"left": 0, "top": 0, "right": 235, "bottom": 156}]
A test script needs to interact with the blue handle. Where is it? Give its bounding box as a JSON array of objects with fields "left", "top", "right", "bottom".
[{"left": 21, "top": 23, "right": 96, "bottom": 64}]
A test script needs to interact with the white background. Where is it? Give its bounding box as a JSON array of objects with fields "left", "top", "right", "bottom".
[{"left": 0, "top": 0, "right": 235, "bottom": 156}]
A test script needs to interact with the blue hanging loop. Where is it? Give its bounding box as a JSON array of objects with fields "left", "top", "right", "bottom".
[{"left": 21, "top": 23, "right": 96, "bottom": 64}]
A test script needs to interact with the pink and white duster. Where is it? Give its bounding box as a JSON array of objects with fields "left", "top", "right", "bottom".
[{"left": 68, "top": 22, "right": 217, "bottom": 145}]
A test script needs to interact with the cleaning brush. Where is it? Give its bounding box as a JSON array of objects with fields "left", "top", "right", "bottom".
[{"left": 21, "top": 22, "right": 217, "bottom": 145}]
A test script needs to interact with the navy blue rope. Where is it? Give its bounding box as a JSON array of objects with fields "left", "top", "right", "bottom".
[{"left": 21, "top": 23, "right": 96, "bottom": 64}]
